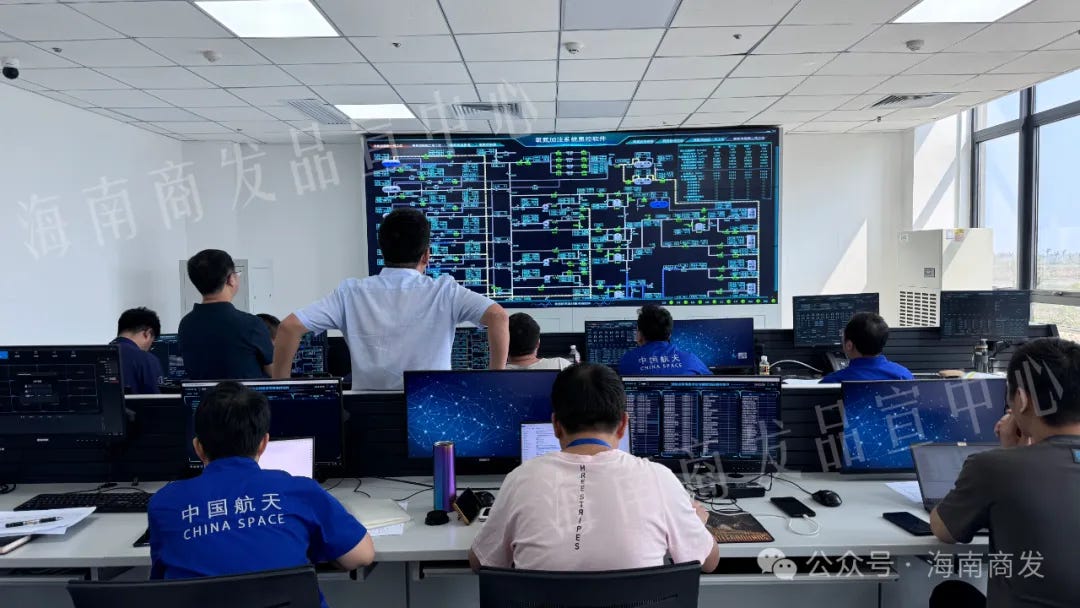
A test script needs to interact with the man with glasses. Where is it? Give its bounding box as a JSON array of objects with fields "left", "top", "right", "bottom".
[{"left": 178, "top": 249, "right": 274, "bottom": 380}]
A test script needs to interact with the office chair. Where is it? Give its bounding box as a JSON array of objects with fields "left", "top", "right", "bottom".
[
  {"left": 67, "top": 565, "right": 320, "bottom": 608},
  {"left": 478, "top": 561, "right": 701, "bottom": 608}
]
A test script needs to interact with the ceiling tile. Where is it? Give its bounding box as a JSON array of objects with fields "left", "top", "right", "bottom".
[
  {"left": 353, "top": 118, "right": 430, "bottom": 133},
  {"left": 1005, "top": 0, "right": 1080, "bottom": 22},
  {"left": 243, "top": 38, "right": 365, "bottom": 64},
  {"left": 561, "top": 29, "right": 664, "bottom": 59},
  {"left": 70, "top": 1, "right": 230, "bottom": 38},
  {"left": 492, "top": 117, "right": 555, "bottom": 134},
  {"left": 310, "top": 84, "right": 401, "bottom": 104},
  {"left": 349, "top": 35, "right": 460, "bottom": 63},
  {"left": 564, "top": 0, "right": 678, "bottom": 30},
  {"left": 22, "top": 68, "right": 129, "bottom": 90},
  {"left": 755, "top": 24, "right": 876, "bottom": 54},
  {"left": 423, "top": 118, "right": 492, "bottom": 133},
  {"left": 138, "top": 38, "right": 269, "bottom": 66},
  {"left": 851, "top": 24, "right": 985, "bottom": 54},
  {"left": 620, "top": 114, "right": 689, "bottom": 129},
  {"left": 189, "top": 65, "right": 299, "bottom": 87},
  {"left": 518, "top": 101, "right": 556, "bottom": 118},
  {"left": 712, "top": 76, "right": 803, "bottom": 96},
  {"left": 457, "top": 32, "right": 558, "bottom": 61},
  {"left": 784, "top": 0, "right": 916, "bottom": 24},
  {"left": 33, "top": 39, "right": 172, "bottom": 67},
  {"left": 148, "top": 88, "right": 247, "bottom": 107},
  {"left": 557, "top": 100, "right": 629, "bottom": 118},
  {"left": 644, "top": 56, "right": 740, "bottom": 81},
  {"left": 904, "top": 52, "right": 1023, "bottom": 75},
  {"left": 557, "top": 81, "right": 639, "bottom": 101},
  {"left": 683, "top": 111, "right": 755, "bottom": 126},
  {"left": 314, "top": 0, "right": 449, "bottom": 36},
  {"left": 396, "top": 84, "right": 479, "bottom": 104},
  {"left": 84, "top": 107, "right": 136, "bottom": 123},
  {"left": 657, "top": 27, "right": 769, "bottom": 56},
  {"left": 792, "top": 121, "right": 865, "bottom": 132},
  {"left": 37, "top": 90, "right": 95, "bottom": 107},
  {"left": 731, "top": 53, "right": 836, "bottom": 77},
  {"left": 819, "top": 109, "right": 896, "bottom": 122},
  {"left": 962, "top": 73, "right": 1056, "bottom": 91},
  {"left": 0, "top": 42, "right": 77, "bottom": 68},
  {"left": 838, "top": 94, "right": 886, "bottom": 110},
  {"left": 162, "top": 121, "right": 234, "bottom": 134},
  {"left": 312, "top": 132, "right": 366, "bottom": 143},
  {"left": 818, "top": 53, "right": 925, "bottom": 76},
  {"left": 789, "top": 75, "right": 888, "bottom": 95},
  {"left": 672, "top": 0, "right": 798, "bottom": 27},
  {"left": 260, "top": 104, "right": 316, "bottom": 120},
  {"left": 228, "top": 85, "right": 319, "bottom": 105},
  {"left": 992, "top": 50, "right": 1080, "bottom": 74},
  {"left": 627, "top": 99, "right": 703, "bottom": 115},
  {"left": 131, "top": 123, "right": 177, "bottom": 136},
  {"left": 556, "top": 117, "right": 622, "bottom": 132},
  {"left": 377, "top": 61, "right": 471, "bottom": 84},
  {"left": 219, "top": 120, "right": 291, "bottom": 133},
  {"left": 769, "top": 95, "right": 853, "bottom": 111},
  {"left": 947, "top": 22, "right": 1080, "bottom": 53},
  {"left": 635, "top": 79, "right": 720, "bottom": 100},
  {"left": 698, "top": 96, "right": 778, "bottom": 113},
  {"left": 851, "top": 119, "right": 925, "bottom": 132},
  {"left": 66, "top": 89, "right": 171, "bottom": 108},
  {"left": 1042, "top": 35, "right": 1080, "bottom": 51},
  {"left": 100, "top": 67, "right": 214, "bottom": 89},
  {"left": 4, "top": 78, "right": 47, "bottom": 92},
  {"left": 942, "top": 90, "right": 1015, "bottom": 107},
  {"left": 115, "top": 106, "right": 206, "bottom": 122},
  {"left": 468, "top": 60, "right": 556, "bottom": 83},
  {"left": 282, "top": 63, "right": 384, "bottom": 85},
  {"left": 477, "top": 82, "right": 556, "bottom": 102},
  {"left": 559, "top": 58, "right": 648, "bottom": 82},
  {"left": 0, "top": 4, "right": 122, "bottom": 40},
  {"left": 191, "top": 106, "right": 274, "bottom": 121},
  {"left": 751, "top": 110, "right": 827, "bottom": 123},
  {"left": 250, "top": 130, "right": 315, "bottom": 142},
  {"left": 870, "top": 74, "right": 977, "bottom": 94},
  {"left": 441, "top": 0, "right": 559, "bottom": 34}
]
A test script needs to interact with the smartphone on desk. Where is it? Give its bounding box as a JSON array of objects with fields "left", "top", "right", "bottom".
[
  {"left": 771, "top": 496, "right": 816, "bottom": 518},
  {"left": 133, "top": 528, "right": 151, "bottom": 548}
]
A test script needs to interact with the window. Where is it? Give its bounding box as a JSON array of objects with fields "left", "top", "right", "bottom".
[
  {"left": 1036, "top": 115, "right": 1080, "bottom": 292},
  {"left": 978, "top": 134, "right": 1020, "bottom": 288},
  {"left": 1032, "top": 303, "right": 1080, "bottom": 342},
  {"left": 1036, "top": 69, "right": 1080, "bottom": 113},
  {"left": 977, "top": 91, "right": 1020, "bottom": 128}
]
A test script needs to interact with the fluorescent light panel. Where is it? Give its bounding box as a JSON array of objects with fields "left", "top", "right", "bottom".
[
  {"left": 894, "top": 0, "right": 1036, "bottom": 23},
  {"left": 336, "top": 104, "right": 416, "bottom": 120},
  {"left": 195, "top": 0, "right": 338, "bottom": 38}
]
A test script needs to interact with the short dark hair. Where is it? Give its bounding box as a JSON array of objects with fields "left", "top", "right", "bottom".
[
  {"left": 378, "top": 208, "right": 431, "bottom": 267},
  {"left": 117, "top": 307, "right": 160, "bottom": 339},
  {"left": 187, "top": 249, "right": 235, "bottom": 296},
  {"left": 194, "top": 381, "right": 271, "bottom": 461},
  {"left": 509, "top": 313, "right": 541, "bottom": 357},
  {"left": 257, "top": 314, "right": 280, "bottom": 340},
  {"left": 637, "top": 304, "right": 674, "bottom": 342},
  {"left": 843, "top": 312, "right": 889, "bottom": 355},
  {"left": 551, "top": 364, "right": 626, "bottom": 434},
  {"left": 1006, "top": 338, "right": 1080, "bottom": 427}
]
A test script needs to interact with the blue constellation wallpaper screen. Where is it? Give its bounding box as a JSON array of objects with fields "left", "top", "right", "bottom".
[
  {"left": 366, "top": 128, "right": 781, "bottom": 308},
  {"left": 404, "top": 370, "right": 559, "bottom": 458}
]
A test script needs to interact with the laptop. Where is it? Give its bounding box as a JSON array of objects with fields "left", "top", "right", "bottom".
[
  {"left": 911, "top": 442, "right": 997, "bottom": 512},
  {"left": 520, "top": 422, "right": 631, "bottom": 462},
  {"left": 259, "top": 437, "right": 315, "bottom": 478}
]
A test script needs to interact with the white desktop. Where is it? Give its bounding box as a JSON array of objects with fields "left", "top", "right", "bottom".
[
  {"left": 259, "top": 437, "right": 315, "bottom": 478},
  {"left": 521, "top": 422, "right": 631, "bottom": 461}
]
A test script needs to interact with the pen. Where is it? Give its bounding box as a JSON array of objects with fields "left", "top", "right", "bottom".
[{"left": 5, "top": 517, "right": 60, "bottom": 529}]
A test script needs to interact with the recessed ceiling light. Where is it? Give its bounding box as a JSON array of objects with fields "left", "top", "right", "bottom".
[
  {"left": 894, "top": 0, "right": 1036, "bottom": 23},
  {"left": 195, "top": 0, "right": 338, "bottom": 38},
  {"left": 335, "top": 104, "right": 416, "bottom": 120}
]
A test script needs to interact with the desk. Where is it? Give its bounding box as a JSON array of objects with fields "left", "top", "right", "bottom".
[{"left": 0, "top": 475, "right": 987, "bottom": 608}]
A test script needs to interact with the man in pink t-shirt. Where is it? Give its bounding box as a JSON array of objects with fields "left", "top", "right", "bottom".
[{"left": 468, "top": 364, "right": 720, "bottom": 573}]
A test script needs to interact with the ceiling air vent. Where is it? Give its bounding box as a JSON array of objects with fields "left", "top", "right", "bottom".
[
  {"left": 285, "top": 99, "right": 352, "bottom": 125},
  {"left": 450, "top": 102, "right": 522, "bottom": 120},
  {"left": 870, "top": 93, "right": 956, "bottom": 109}
]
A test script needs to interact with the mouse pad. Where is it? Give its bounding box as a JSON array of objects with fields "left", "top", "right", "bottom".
[{"left": 705, "top": 512, "right": 775, "bottom": 544}]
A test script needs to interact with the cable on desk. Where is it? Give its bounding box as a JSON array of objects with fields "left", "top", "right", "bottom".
[
  {"left": 393, "top": 488, "right": 431, "bottom": 502},
  {"left": 374, "top": 476, "right": 433, "bottom": 489},
  {"left": 351, "top": 479, "right": 370, "bottom": 498},
  {"left": 770, "top": 360, "right": 824, "bottom": 375},
  {"left": 770, "top": 474, "right": 814, "bottom": 496},
  {"left": 66, "top": 485, "right": 149, "bottom": 495},
  {"left": 753, "top": 513, "right": 821, "bottom": 537},
  {"left": 322, "top": 478, "right": 345, "bottom": 491},
  {"left": 0, "top": 483, "right": 14, "bottom": 495}
]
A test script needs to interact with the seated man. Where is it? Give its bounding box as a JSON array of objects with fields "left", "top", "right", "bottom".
[
  {"left": 111, "top": 307, "right": 164, "bottom": 394},
  {"left": 469, "top": 363, "right": 719, "bottom": 573},
  {"left": 505, "top": 313, "right": 572, "bottom": 370},
  {"left": 149, "top": 382, "right": 373, "bottom": 608},
  {"left": 271, "top": 208, "right": 509, "bottom": 390},
  {"left": 930, "top": 338, "right": 1080, "bottom": 608},
  {"left": 819, "top": 312, "right": 913, "bottom": 383},
  {"left": 178, "top": 249, "right": 274, "bottom": 380},
  {"left": 618, "top": 305, "right": 711, "bottom": 376},
  {"left": 257, "top": 313, "right": 281, "bottom": 344}
]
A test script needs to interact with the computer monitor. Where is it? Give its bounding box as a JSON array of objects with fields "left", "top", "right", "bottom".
[
  {"left": 840, "top": 378, "right": 1005, "bottom": 472},
  {"left": 0, "top": 345, "right": 126, "bottom": 438},
  {"left": 940, "top": 290, "right": 1031, "bottom": 339},
  {"left": 404, "top": 370, "right": 558, "bottom": 461},
  {"left": 669, "top": 318, "right": 755, "bottom": 370},
  {"left": 451, "top": 326, "right": 490, "bottom": 370},
  {"left": 520, "top": 422, "right": 631, "bottom": 462},
  {"left": 183, "top": 379, "right": 344, "bottom": 469},
  {"left": 584, "top": 320, "right": 638, "bottom": 367},
  {"left": 793, "top": 293, "right": 881, "bottom": 347},
  {"left": 150, "top": 334, "right": 186, "bottom": 382},
  {"left": 258, "top": 437, "right": 315, "bottom": 478},
  {"left": 911, "top": 443, "right": 997, "bottom": 511},
  {"left": 292, "top": 331, "right": 327, "bottom": 376},
  {"left": 622, "top": 376, "right": 782, "bottom": 465}
]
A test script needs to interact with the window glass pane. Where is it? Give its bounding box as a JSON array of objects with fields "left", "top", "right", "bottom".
[
  {"left": 1036, "top": 115, "right": 1080, "bottom": 292},
  {"left": 977, "top": 91, "right": 1020, "bottom": 129},
  {"left": 1036, "top": 69, "right": 1080, "bottom": 113},
  {"left": 979, "top": 134, "right": 1019, "bottom": 288},
  {"left": 1032, "top": 303, "right": 1080, "bottom": 342}
]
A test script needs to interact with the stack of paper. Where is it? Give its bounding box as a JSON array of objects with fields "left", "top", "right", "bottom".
[{"left": 0, "top": 507, "right": 96, "bottom": 537}]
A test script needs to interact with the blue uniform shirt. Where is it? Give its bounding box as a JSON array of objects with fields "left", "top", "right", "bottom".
[
  {"left": 111, "top": 337, "right": 162, "bottom": 394},
  {"left": 819, "top": 355, "right": 914, "bottom": 384},
  {"left": 618, "top": 341, "right": 712, "bottom": 376},
  {"left": 178, "top": 302, "right": 273, "bottom": 380},
  {"left": 148, "top": 457, "right": 367, "bottom": 608}
]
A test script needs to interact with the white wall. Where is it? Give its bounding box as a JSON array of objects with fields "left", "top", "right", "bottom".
[
  {"left": 0, "top": 84, "right": 186, "bottom": 344},
  {"left": 906, "top": 112, "right": 972, "bottom": 232}
]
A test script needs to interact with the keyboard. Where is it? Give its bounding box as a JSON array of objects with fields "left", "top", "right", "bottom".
[{"left": 15, "top": 492, "right": 152, "bottom": 513}]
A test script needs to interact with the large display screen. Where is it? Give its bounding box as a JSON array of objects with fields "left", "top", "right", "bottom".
[{"left": 366, "top": 128, "right": 781, "bottom": 307}]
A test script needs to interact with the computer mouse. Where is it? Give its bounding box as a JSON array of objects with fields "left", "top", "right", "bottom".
[
  {"left": 811, "top": 490, "right": 842, "bottom": 508},
  {"left": 475, "top": 491, "right": 495, "bottom": 508}
]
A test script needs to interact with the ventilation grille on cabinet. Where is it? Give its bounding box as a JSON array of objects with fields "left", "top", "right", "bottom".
[
  {"left": 285, "top": 99, "right": 352, "bottom": 125},
  {"left": 898, "top": 289, "right": 940, "bottom": 328}
]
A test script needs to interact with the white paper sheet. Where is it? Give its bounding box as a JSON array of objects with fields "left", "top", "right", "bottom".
[
  {"left": 0, "top": 507, "right": 96, "bottom": 537},
  {"left": 368, "top": 524, "right": 405, "bottom": 537},
  {"left": 886, "top": 481, "right": 923, "bottom": 504},
  {"left": 782, "top": 378, "right": 830, "bottom": 386}
]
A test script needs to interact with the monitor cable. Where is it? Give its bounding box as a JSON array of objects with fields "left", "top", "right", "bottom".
[
  {"left": 769, "top": 360, "right": 824, "bottom": 375},
  {"left": 0, "top": 483, "right": 14, "bottom": 495},
  {"left": 752, "top": 513, "right": 821, "bottom": 537},
  {"left": 770, "top": 474, "right": 814, "bottom": 496}
]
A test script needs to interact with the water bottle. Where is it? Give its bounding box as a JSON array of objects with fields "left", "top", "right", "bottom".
[
  {"left": 758, "top": 355, "right": 771, "bottom": 376},
  {"left": 569, "top": 344, "right": 581, "bottom": 364}
]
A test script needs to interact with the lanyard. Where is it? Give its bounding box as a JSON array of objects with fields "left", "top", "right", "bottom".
[{"left": 566, "top": 438, "right": 612, "bottom": 449}]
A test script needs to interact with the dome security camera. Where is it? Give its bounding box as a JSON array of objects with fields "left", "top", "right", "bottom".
[{"left": 2, "top": 57, "right": 20, "bottom": 80}]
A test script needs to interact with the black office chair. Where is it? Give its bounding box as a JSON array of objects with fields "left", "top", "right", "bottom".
[
  {"left": 67, "top": 565, "right": 320, "bottom": 608},
  {"left": 478, "top": 561, "right": 701, "bottom": 608}
]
